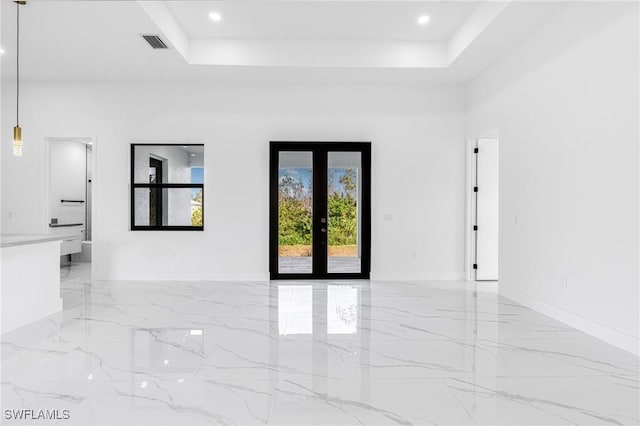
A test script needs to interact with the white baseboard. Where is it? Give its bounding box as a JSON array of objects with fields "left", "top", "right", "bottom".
[
  {"left": 501, "top": 288, "right": 639, "bottom": 357},
  {"left": 99, "top": 272, "right": 467, "bottom": 282},
  {"left": 370, "top": 272, "right": 466, "bottom": 281},
  {"left": 96, "top": 272, "right": 271, "bottom": 282}
]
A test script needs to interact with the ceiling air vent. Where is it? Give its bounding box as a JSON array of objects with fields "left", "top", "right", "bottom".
[{"left": 141, "top": 35, "right": 168, "bottom": 49}]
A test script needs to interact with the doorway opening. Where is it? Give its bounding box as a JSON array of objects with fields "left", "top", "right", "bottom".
[
  {"left": 46, "top": 136, "right": 95, "bottom": 307},
  {"left": 269, "top": 142, "right": 371, "bottom": 279},
  {"left": 148, "top": 157, "right": 164, "bottom": 227},
  {"left": 471, "top": 136, "right": 499, "bottom": 281}
]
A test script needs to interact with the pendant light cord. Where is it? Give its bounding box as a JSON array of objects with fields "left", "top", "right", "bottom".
[{"left": 16, "top": 1, "right": 20, "bottom": 127}]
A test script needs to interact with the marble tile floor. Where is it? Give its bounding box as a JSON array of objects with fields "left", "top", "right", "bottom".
[
  {"left": 60, "top": 262, "right": 92, "bottom": 310},
  {"left": 1, "top": 268, "right": 638, "bottom": 425}
]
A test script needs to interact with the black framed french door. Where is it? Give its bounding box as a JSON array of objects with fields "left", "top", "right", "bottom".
[{"left": 270, "top": 142, "right": 371, "bottom": 279}]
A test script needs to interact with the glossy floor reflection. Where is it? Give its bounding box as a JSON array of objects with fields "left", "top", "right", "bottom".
[{"left": 1, "top": 270, "right": 638, "bottom": 425}]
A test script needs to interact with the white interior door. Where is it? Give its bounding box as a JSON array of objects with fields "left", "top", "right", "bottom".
[{"left": 475, "top": 138, "right": 499, "bottom": 280}]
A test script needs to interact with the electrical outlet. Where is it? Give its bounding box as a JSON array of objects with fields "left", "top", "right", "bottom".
[{"left": 410, "top": 251, "right": 417, "bottom": 259}]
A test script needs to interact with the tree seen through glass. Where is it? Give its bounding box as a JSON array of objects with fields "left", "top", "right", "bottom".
[{"left": 278, "top": 167, "right": 358, "bottom": 257}]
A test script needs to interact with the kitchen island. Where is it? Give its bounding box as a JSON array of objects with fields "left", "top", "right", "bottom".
[{"left": 1, "top": 234, "right": 70, "bottom": 333}]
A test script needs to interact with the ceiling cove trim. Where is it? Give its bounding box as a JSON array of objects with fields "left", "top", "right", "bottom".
[{"left": 139, "top": 0, "right": 512, "bottom": 69}]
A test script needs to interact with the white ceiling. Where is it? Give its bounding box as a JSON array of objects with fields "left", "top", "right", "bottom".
[
  {"left": 165, "top": 1, "right": 479, "bottom": 41},
  {"left": 0, "top": 0, "right": 566, "bottom": 84},
  {"left": 1, "top": 1, "right": 188, "bottom": 81}
]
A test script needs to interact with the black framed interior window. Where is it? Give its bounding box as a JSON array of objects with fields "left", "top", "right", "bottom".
[{"left": 130, "top": 144, "right": 204, "bottom": 231}]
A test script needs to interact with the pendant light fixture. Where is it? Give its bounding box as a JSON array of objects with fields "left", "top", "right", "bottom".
[{"left": 13, "top": 1, "right": 26, "bottom": 157}]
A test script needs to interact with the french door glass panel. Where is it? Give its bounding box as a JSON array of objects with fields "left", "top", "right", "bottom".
[
  {"left": 327, "top": 152, "right": 362, "bottom": 274},
  {"left": 278, "top": 151, "right": 313, "bottom": 274}
]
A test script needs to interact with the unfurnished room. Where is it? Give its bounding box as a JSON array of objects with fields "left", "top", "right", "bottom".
[{"left": 0, "top": 0, "right": 638, "bottom": 425}]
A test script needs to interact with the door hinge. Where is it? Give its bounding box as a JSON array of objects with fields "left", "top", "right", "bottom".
[
  {"left": 473, "top": 264, "right": 478, "bottom": 270},
  {"left": 474, "top": 148, "right": 479, "bottom": 154},
  {"left": 473, "top": 186, "right": 478, "bottom": 192},
  {"left": 473, "top": 225, "right": 478, "bottom": 231}
]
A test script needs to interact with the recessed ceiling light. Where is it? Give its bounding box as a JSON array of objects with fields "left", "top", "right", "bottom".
[
  {"left": 0, "top": 48, "right": 5, "bottom": 55},
  {"left": 209, "top": 12, "right": 222, "bottom": 22},
  {"left": 418, "top": 15, "right": 431, "bottom": 25}
]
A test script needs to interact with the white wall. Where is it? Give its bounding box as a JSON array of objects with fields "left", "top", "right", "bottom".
[
  {"left": 466, "top": 2, "right": 639, "bottom": 354},
  {"left": 1, "top": 82, "right": 467, "bottom": 281}
]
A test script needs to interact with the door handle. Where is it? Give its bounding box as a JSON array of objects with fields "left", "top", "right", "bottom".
[{"left": 321, "top": 228, "right": 327, "bottom": 233}]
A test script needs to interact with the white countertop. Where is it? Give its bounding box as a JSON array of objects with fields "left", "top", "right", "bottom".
[{"left": 1, "top": 234, "right": 78, "bottom": 248}]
